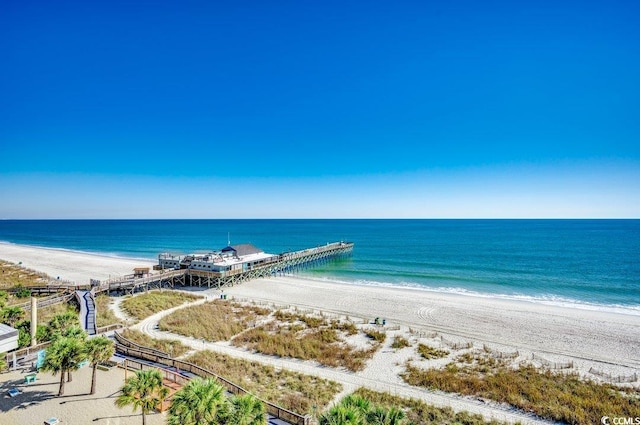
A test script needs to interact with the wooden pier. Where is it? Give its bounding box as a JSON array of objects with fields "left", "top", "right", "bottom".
[{"left": 94, "top": 241, "right": 353, "bottom": 294}]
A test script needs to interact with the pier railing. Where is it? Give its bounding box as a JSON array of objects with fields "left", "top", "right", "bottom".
[{"left": 114, "top": 331, "right": 311, "bottom": 425}]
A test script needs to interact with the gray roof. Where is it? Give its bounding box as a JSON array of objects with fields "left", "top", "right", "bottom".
[
  {"left": 221, "top": 244, "right": 263, "bottom": 257},
  {"left": 0, "top": 323, "right": 18, "bottom": 342}
]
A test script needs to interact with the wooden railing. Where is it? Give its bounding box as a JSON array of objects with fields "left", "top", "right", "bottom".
[
  {"left": 5, "top": 341, "right": 51, "bottom": 367},
  {"left": 95, "top": 323, "right": 124, "bottom": 334},
  {"left": 114, "top": 331, "right": 310, "bottom": 425},
  {"left": 13, "top": 291, "right": 75, "bottom": 311}
]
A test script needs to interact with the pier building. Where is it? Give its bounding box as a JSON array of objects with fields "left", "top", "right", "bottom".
[{"left": 158, "top": 243, "right": 277, "bottom": 273}]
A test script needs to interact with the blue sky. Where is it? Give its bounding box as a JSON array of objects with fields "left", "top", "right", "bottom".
[{"left": 1, "top": 0, "right": 639, "bottom": 218}]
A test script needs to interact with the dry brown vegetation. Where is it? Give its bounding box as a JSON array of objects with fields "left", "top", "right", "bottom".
[
  {"left": 161, "top": 301, "right": 380, "bottom": 372},
  {"left": 232, "top": 313, "right": 379, "bottom": 372},
  {"left": 120, "top": 328, "right": 190, "bottom": 357},
  {"left": 402, "top": 351, "right": 640, "bottom": 425},
  {"left": 417, "top": 343, "right": 449, "bottom": 360},
  {"left": 352, "top": 387, "right": 511, "bottom": 425},
  {"left": 159, "top": 300, "right": 270, "bottom": 341},
  {"left": 121, "top": 290, "right": 202, "bottom": 320},
  {"left": 95, "top": 295, "right": 122, "bottom": 327},
  {"left": 391, "top": 335, "right": 411, "bottom": 349},
  {"left": 0, "top": 259, "right": 50, "bottom": 288},
  {"left": 363, "top": 328, "right": 386, "bottom": 343},
  {"left": 187, "top": 349, "right": 341, "bottom": 414}
]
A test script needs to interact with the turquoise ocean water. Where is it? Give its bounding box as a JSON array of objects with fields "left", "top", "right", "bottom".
[{"left": 0, "top": 220, "right": 638, "bottom": 312}]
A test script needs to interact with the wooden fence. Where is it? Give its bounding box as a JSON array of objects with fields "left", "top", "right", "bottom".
[
  {"left": 483, "top": 345, "right": 519, "bottom": 359},
  {"left": 589, "top": 367, "right": 638, "bottom": 383},
  {"left": 440, "top": 336, "right": 473, "bottom": 350},
  {"left": 532, "top": 353, "right": 574, "bottom": 370}
]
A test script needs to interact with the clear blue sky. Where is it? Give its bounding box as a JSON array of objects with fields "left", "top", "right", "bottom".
[{"left": 1, "top": 0, "right": 639, "bottom": 218}]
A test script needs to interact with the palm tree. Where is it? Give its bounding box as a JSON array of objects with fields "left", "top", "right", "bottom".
[
  {"left": 41, "top": 336, "right": 87, "bottom": 396},
  {"left": 319, "top": 395, "right": 406, "bottom": 425},
  {"left": 0, "top": 305, "right": 25, "bottom": 327},
  {"left": 227, "top": 393, "right": 267, "bottom": 425},
  {"left": 60, "top": 325, "right": 87, "bottom": 340},
  {"left": 167, "top": 377, "right": 228, "bottom": 425},
  {"left": 115, "top": 369, "right": 169, "bottom": 425},
  {"left": 318, "top": 404, "right": 365, "bottom": 425},
  {"left": 47, "top": 310, "right": 79, "bottom": 338},
  {"left": 85, "top": 336, "right": 115, "bottom": 395},
  {"left": 54, "top": 325, "right": 87, "bottom": 383},
  {"left": 366, "top": 406, "right": 406, "bottom": 425}
]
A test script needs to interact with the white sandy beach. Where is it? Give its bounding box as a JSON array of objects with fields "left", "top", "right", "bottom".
[
  {"left": 0, "top": 242, "right": 155, "bottom": 284},
  {"left": 1, "top": 241, "right": 638, "bottom": 371},
  {"left": 1, "top": 242, "right": 639, "bottom": 403}
]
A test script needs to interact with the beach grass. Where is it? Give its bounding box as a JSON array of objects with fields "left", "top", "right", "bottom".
[
  {"left": 417, "top": 343, "right": 449, "bottom": 360},
  {"left": 391, "top": 335, "right": 411, "bottom": 349},
  {"left": 232, "top": 314, "right": 379, "bottom": 372},
  {"left": 95, "top": 294, "right": 122, "bottom": 327},
  {"left": 159, "top": 300, "right": 270, "bottom": 341},
  {"left": 363, "top": 327, "right": 387, "bottom": 343},
  {"left": 186, "top": 349, "right": 342, "bottom": 414},
  {"left": 120, "top": 290, "right": 202, "bottom": 320},
  {"left": 0, "top": 259, "right": 50, "bottom": 288},
  {"left": 120, "top": 328, "right": 190, "bottom": 357},
  {"left": 351, "top": 387, "right": 512, "bottom": 425},
  {"left": 402, "top": 352, "right": 640, "bottom": 424},
  {"left": 38, "top": 302, "right": 77, "bottom": 324}
]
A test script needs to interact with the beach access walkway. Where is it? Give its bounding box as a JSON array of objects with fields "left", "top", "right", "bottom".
[{"left": 75, "top": 290, "right": 97, "bottom": 335}]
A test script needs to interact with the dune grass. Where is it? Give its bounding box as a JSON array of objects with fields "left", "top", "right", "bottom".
[
  {"left": 95, "top": 295, "right": 122, "bottom": 327},
  {"left": 363, "top": 328, "right": 387, "bottom": 343},
  {"left": 417, "top": 343, "right": 449, "bottom": 360},
  {"left": 162, "top": 302, "right": 379, "bottom": 371},
  {"left": 232, "top": 314, "right": 379, "bottom": 372},
  {"left": 187, "top": 350, "right": 342, "bottom": 414},
  {"left": 38, "top": 302, "right": 77, "bottom": 324},
  {"left": 159, "top": 300, "right": 270, "bottom": 341},
  {"left": 391, "top": 335, "right": 411, "bottom": 349},
  {"left": 351, "top": 387, "right": 512, "bottom": 425},
  {"left": 402, "top": 352, "right": 640, "bottom": 424},
  {"left": 0, "top": 260, "right": 50, "bottom": 288},
  {"left": 120, "top": 290, "right": 202, "bottom": 320},
  {"left": 120, "top": 328, "right": 190, "bottom": 357}
]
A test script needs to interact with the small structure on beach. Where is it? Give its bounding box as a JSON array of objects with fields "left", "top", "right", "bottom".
[{"left": 132, "top": 267, "right": 150, "bottom": 278}]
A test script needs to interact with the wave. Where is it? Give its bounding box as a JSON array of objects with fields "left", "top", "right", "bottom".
[{"left": 301, "top": 274, "right": 640, "bottom": 316}]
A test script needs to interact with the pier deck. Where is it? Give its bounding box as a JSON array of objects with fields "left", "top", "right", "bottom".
[{"left": 94, "top": 241, "right": 353, "bottom": 294}]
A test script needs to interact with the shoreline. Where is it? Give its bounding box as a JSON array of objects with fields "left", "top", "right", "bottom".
[
  {"left": 1, "top": 241, "right": 638, "bottom": 372},
  {"left": 1, "top": 240, "right": 638, "bottom": 316},
  {"left": 0, "top": 241, "right": 155, "bottom": 283}
]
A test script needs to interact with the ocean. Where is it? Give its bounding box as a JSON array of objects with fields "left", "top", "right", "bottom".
[{"left": 0, "top": 219, "right": 638, "bottom": 312}]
